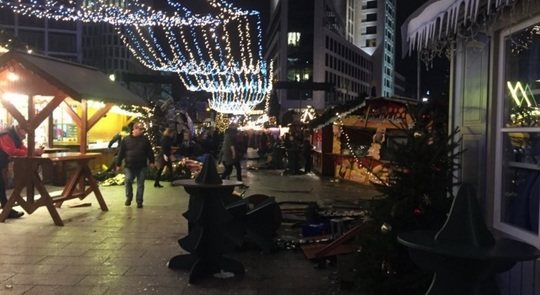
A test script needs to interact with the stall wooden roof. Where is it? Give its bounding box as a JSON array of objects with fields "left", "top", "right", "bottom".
[
  {"left": 311, "top": 96, "right": 418, "bottom": 130},
  {"left": 0, "top": 50, "right": 146, "bottom": 105},
  {"left": 0, "top": 49, "right": 146, "bottom": 154}
]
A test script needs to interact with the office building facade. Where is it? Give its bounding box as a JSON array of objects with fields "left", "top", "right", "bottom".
[
  {"left": 266, "top": 0, "right": 397, "bottom": 118},
  {"left": 0, "top": 9, "right": 82, "bottom": 61}
]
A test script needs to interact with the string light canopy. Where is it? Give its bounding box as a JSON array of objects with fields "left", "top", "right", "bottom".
[
  {"left": 0, "top": 0, "right": 221, "bottom": 26},
  {"left": 208, "top": 91, "right": 266, "bottom": 115},
  {"left": 116, "top": 0, "right": 272, "bottom": 114},
  {"left": 0, "top": 0, "right": 272, "bottom": 115}
]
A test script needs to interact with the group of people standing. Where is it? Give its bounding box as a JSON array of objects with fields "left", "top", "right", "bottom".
[
  {"left": 114, "top": 122, "right": 261, "bottom": 207},
  {"left": 256, "top": 131, "right": 313, "bottom": 174},
  {"left": 0, "top": 121, "right": 313, "bottom": 220},
  {"left": 217, "top": 124, "right": 315, "bottom": 184}
]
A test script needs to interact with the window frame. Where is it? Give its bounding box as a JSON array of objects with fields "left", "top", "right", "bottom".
[{"left": 493, "top": 16, "right": 540, "bottom": 245}]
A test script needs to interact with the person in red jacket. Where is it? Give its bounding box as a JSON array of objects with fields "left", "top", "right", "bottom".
[{"left": 0, "top": 124, "right": 43, "bottom": 219}]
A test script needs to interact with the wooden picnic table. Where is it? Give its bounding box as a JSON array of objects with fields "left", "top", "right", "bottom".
[{"left": 0, "top": 152, "right": 108, "bottom": 226}]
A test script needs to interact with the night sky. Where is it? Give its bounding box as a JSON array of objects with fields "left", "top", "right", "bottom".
[
  {"left": 174, "top": 0, "right": 447, "bottom": 99},
  {"left": 396, "top": 0, "right": 449, "bottom": 99}
]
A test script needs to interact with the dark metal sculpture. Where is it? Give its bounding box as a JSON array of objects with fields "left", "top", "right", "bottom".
[
  {"left": 398, "top": 183, "right": 540, "bottom": 295},
  {"left": 169, "top": 154, "right": 282, "bottom": 283},
  {"left": 169, "top": 154, "right": 244, "bottom": 284}
]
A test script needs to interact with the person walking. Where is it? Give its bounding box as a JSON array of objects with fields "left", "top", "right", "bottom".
[
  {"left": 220, "top": 123, "right": 237, "bottom": 181},
  {"left": 234, "top": 128, "right": 249, "bottom": 188},
  {"left": 220, "top": 124, "right": 249, "bottom": 189},
  {"left": 302, "top": 137, "right": 313, "bottom": 174},
  {"left": 105, "top": 125, "right": 130, "bottom": 173},
  {"left": 116, "top": 122, "right": 155, "bottom": 208},
  {"left": 154, "top": 128, "right": 174, "bottom": 188},
  {"left": 0, "top": 124, "right": 44, "bottom": 218}
]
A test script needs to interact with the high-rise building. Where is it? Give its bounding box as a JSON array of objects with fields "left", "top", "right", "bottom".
[
  {"left": 347, "top": 0, "right": 396, "bottom": 98},
  {"left": 266, "top": 0, "right": 397, "bottom": 118},
  {"left": 80, "top": 22, "right": 163, "bottom": 100},
  {"left": 82, "top": 24, "right": 132, "bottom": 76},
  {"left": 79, "top": 0, "right": 150, "bottom": 79},
  {"left": 0, "top": 9, "right": 82, "bottom": 61}
]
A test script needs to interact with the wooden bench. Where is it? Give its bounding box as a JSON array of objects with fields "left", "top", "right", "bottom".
[{"left": 0, "top": 153, "right": 108, "bottom": 226}]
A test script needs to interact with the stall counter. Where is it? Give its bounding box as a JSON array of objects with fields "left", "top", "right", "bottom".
[{"left": 331, "top": 154, "right": 389, "bottom": 185}]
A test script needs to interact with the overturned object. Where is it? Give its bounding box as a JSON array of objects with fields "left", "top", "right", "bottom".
[{"left": 225, "top": 194, "right": 282, "bottom": 254}]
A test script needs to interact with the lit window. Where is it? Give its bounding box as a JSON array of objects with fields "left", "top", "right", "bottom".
[
  {"left": 496, "top": 21, "right": 540, "bottom": 243},
  {"left": 288, "top": 32, "right": 301, "bottom": 46}
]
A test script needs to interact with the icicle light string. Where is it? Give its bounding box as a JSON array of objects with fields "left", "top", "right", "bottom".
[
  {"left": 1, "top": 0, "right": 272, "bottom": 115},
  {"left": 406, "top": 0, "right": 520, "bottom": 54},
  {"left": 416, "top": 0, "right": 535, "bottom": 68}
]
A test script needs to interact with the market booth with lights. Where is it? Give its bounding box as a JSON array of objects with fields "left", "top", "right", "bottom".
[
  {"left": 0, "top": 49, "right": 146, "bottom": 225},
  {"left": 0, "top": 50, "right": 146, "bottom": 179},
  {"left": 311, "top": 97, "right": 416, "bottom": 184}
]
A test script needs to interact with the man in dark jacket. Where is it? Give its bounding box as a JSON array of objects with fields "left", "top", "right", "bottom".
[
  {"left": 0, "top": 125, "right": 43, "bottom": 218},
  {"left": 116, "top": 122, "right": 155, "bottom": 208}
]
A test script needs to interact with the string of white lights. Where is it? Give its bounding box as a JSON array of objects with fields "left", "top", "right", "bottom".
[
  {"left": 0, "top": 0, "right": 220, "bottom": 26},
  {"left": 114, "top": 7, "right": 267, "bottom": 75},
  {"left": 114, "top": 0, "right": 273, "bottom": 112},
  {"left": 0, "top": 0, "right": 273, "bottom": 114},
  {"left": 336, "top": 114, "right": 360, "bottom": 164},
  {"left": 206, "top": 61, "right": 273, "bottom": 114},
  {"left": 208, "top": 91, "right": 270, "bottom": 115}
]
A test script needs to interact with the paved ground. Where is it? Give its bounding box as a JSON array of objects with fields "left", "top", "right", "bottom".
[{"left": 0, "top": 154, "right": 381, "bottom": 295}]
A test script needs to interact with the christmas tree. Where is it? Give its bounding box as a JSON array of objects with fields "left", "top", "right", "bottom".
[{"left": 353, "top": 100, "right": 464, "bottom": 294}]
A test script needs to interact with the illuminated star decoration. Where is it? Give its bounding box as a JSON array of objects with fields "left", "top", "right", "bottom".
[
  {"left": 300, "top": 105, "right": 316, "bottom": 124},
  {"left": 0, "top": 0, "right": 272, "bottom": 115}
]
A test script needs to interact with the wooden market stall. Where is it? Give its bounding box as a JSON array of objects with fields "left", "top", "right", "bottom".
[
  {"left": 0, "top": 50, "right": 146, "bottom": 152},
  {"left": 0, "top": 49, "right": 146, "bottom": 225},
  {"left": 312, "top": 96, "right": 416, "bottom": 185},
  {"left": 0, "top": 50, "right": 147, "bottom": 177}
]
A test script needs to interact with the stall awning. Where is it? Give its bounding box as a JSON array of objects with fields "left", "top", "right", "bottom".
[
  {"left": 0, "top": 50, "right": 146, "bottom": 105},
  {"left": 311, "top": 96, "right": 417, "bottom": 130},
  {"left": 401, "top": 0, "right": 517, "bottom": 57},
  {"left": 310, "top": 99, "right": 367, "bottom": 130}
]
